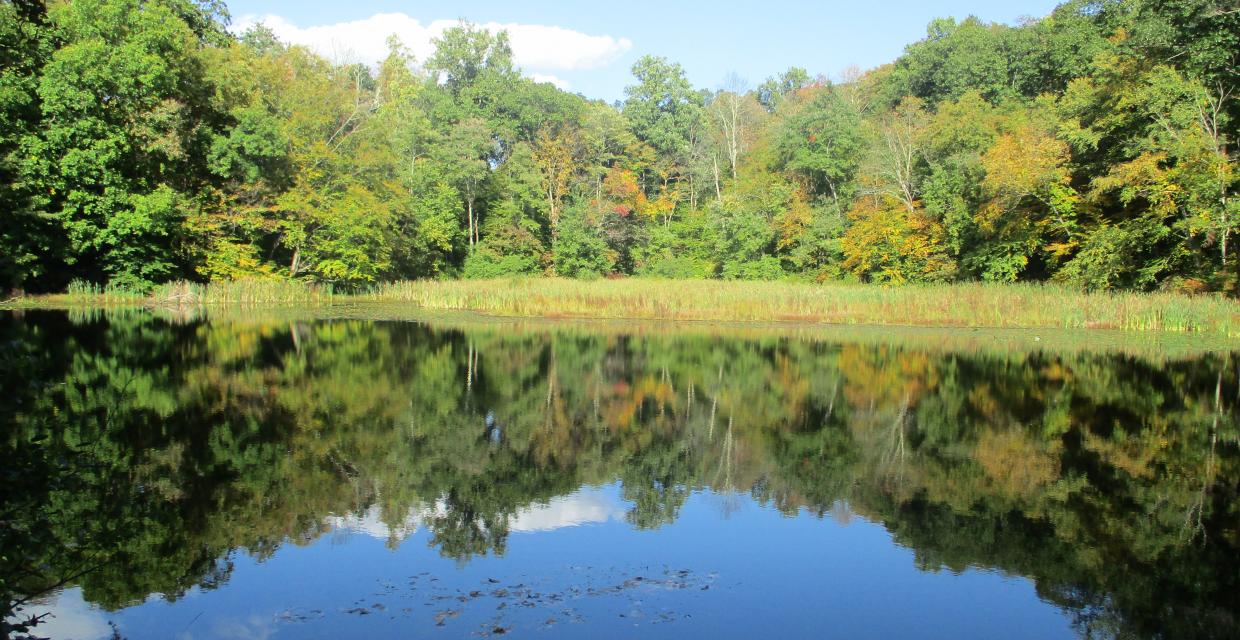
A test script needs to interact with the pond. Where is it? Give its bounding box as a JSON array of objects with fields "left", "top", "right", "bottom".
[{"left": 2, "top": 309, "right": 1237, "bottom": 639}]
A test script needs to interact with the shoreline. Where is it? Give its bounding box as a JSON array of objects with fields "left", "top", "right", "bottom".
[
  {"left": 4, "top": 302, "right": 1239, "bottom": 361},
  {"left": 3, "top": 278, "right": 1239, "bottom": 338}
]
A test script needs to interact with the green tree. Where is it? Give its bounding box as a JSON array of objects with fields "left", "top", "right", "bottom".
[
  {"left": 553, "top": 204, "right": 613, "bottom": 277},
  {"left": 772, "top": 84, "right": 864, "bottom": 205},
  {"left": 27, "top": 0, "right": 225, "bottom": 288},
  {"left": 623, "top": 56, "right": 705, "bottom": 196},
  {"left": 757, "top": 67, "right": 811, "bottom": 112},
  {"left": 0, "top": 0, "right": 56, "bottom": 291}
]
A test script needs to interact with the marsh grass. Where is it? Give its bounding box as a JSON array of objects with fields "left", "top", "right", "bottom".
[
  {"left": 12, "top": 277, "right": 1240, "bottom": 337},
  {"left": 64, "top": 280, "right": 147, "bottom": 304},
  {"left": 360, "top": 278, "right": 1240, "bottom": 337},
  {"left": 149, "top": 280, "right": 335, "bottom": 305}
]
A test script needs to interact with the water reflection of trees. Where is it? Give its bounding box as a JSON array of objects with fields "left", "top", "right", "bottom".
[{"left": 1, "top": 311, "right": 1237, "bottom": 638}]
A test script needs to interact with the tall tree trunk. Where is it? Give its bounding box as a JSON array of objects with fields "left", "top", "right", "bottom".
[
  {"left": 1222, "top": 209, "right": 1228, "bottom": 264},
  {"left": 712, "top": 156, "right": 722, "bottom": 204},
  {"left": 1219, "top": 152, "right": 1229, "bottom": 267},
  {"left": 548, "top": 186, "right": 557, "bottom": 239},
  {"left": 467, "top": 199, "right": 475, "bottom": 247},
  {"left": 724, "top": 94, "right": 734, "bottom": 177}
]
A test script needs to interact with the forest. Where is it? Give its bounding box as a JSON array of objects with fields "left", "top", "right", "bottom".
[{"left": 0, "top": 0, "right": 1237, "bottom": 293}]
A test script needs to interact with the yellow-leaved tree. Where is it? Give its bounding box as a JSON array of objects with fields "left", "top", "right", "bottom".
[
  {"left": 976, "top": 118, "right": 1080, "bottom": 281},
  {"left": 842, "top": 191, "right": 955, "bottom": 284}
]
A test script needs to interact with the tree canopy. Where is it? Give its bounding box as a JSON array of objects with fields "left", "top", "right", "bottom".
[{"left": 0, "top": 0, "right": 1236, "bottom": 293}]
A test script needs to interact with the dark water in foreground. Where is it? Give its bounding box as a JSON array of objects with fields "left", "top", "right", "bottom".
[{"left": 2, "top": 310, "right": 1238, "bottom": 639}]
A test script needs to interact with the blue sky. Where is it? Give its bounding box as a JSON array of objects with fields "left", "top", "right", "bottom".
[{"left": 225, "top": 0, "right": 1063, "bottom": 101}]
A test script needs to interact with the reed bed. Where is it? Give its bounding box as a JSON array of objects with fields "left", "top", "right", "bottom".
[
  {"left": 12, "top": 277, "right": 1240, "bottom": 337},
  {"left": 362, "top": 278, "right": 1240, "bottom": 337},
  {"left": 63, "top": 280, "right": 148, "bottom": 304},
  {"left": 149, "top": 279, "right": 335, "bottom": 305}
]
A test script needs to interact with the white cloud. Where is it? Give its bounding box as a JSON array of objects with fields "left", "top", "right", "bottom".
[
  {"left": 327, "top": 503, "right": 430, "bottom": 544},
  {"left": 528, "top": 73, "right": 571, "bottom": 90},
  {"left": 508, "top": 488, "right": 624, "bottom": 532},
  {"left": 489, "top": 23, "right": 631, "bottom": 71},
  {"left": 232, "top": 13, "right": 631, "bottom": 79},
  {"left": 14, "top": 588, "right": 112, "bottom": 640},
  {"left": 326, "top": 488, "right": 622, "bottom": 544}
]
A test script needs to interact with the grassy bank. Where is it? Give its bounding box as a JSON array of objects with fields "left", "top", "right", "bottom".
[{"left": 7, "top": 277, "right": 1240, "bottom": 337}]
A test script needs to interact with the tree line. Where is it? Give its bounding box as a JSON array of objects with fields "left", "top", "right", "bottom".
[{"left": 0, "top": 0, "right": 1236, "bottom": 292}]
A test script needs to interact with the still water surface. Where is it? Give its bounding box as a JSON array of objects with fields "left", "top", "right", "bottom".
[{"left": 2, "top": 310, "right": 1237, "bottom": 639}]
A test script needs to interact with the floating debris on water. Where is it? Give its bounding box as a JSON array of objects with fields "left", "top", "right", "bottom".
[{"left": 272, "top": 565, "right": 721, "bottom": 633}]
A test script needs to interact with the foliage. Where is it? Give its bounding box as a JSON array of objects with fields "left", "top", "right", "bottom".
[
  {"left": 0, "top": 0, "right": 1236, "bottom": 296},
  {"left": 842, "top": 196, "right": 956, "bottom": 284},
  {"left": 553, "top": 205, "right": 613, "bottom": 278}
]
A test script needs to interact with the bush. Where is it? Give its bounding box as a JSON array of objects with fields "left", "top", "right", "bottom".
[
  {"left": 553, "top": 206, "right": 614, "bottom": 278},
  {"left": 722, "top": 256, "right": 786, "bottom": 281},
  {"left": 1055, "top": 223, "right": 1168, "bottom": 291},
  {"left": 639, "top": 255, "right": 714, "bottom": 279},
  {"left": 463, "top": 252, "right": 540, "bottom": 279}
]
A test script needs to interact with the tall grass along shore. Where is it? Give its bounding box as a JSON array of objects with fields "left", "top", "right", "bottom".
[{"left": 8, "top": 278, "right": 1240, "bottom": 338}]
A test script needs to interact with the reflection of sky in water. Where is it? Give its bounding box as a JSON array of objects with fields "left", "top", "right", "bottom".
[
  {"left": 328, "top": 486, "right": 626, "bottom": 542},
  {"left": 18, "top": 589, "right": 111, "bottom": 640},
  {"left": 29, "top": 484, "right": 1075, "bottom": 639},
  {"left": 507, "top": 488, "right": 627, "bottom": 533}
]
